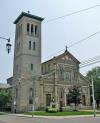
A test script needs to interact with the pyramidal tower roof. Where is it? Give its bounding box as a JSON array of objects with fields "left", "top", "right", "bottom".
[{"left": 14, "top": 12, "right": 44, "bottom": 24}]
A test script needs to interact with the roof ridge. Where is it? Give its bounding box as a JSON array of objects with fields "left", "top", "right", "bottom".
[{"left": 14, "top": 12, "right": 44, "bottom": 24}]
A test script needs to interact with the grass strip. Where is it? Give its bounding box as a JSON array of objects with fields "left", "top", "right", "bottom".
[{"left": 25, "top": 111, "right": 100, "bottom": 116}]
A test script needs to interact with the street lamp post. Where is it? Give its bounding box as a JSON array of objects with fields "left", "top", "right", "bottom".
[
  {"left": 32, "top": 79, "right": 35, "bottom": 117},
  {"left": 91, "top": 76, "right": 96, "bottom": 117},
  {"left": 0, "top": 36, "right": 12, "bottom": 53}
]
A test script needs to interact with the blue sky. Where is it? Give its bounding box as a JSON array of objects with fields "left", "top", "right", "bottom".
[{"left": 0, "top": 0, "right": 100, "bottom": 83}]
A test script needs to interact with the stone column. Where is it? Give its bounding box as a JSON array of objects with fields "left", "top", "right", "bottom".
[{"left": 40, "top": 81, "right": 44, "bottom": 109}]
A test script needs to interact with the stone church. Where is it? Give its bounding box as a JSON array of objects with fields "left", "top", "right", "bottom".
[{"left": 7, "top": 12, "right": 90, "bottom": 112}]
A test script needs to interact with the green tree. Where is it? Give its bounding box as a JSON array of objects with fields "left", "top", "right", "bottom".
[
  {"left": 86, "top": 66, "right": 100, "bottom": 107},
  {"left": 68, "top": 85, "right": 81, "bottom": 111},
  {"left": 0, "top": 89, "right": 11, "bottom": 108}
]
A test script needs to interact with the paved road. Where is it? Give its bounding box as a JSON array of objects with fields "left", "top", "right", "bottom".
[{"left": 0, "top": 115, "right": 100, "bottom": 123}]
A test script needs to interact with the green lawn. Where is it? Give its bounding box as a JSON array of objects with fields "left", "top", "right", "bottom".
[{"left": 25, "top": 111, "right": 100, "bottom": 116}]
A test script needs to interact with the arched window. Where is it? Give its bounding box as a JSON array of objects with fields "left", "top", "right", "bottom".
[
  {"left": 35, "top": 25, "right": 38, "bottom": 36},
  {"left": 31, "top": 24, "right": 34, "bottom": 35},
  {"left": 82, "top": 95, "right": 86, "bottom": 105},
  {"left": 29, "top": 41, "right": 31, "bottom": 50},
  {"left": 46, "top": 94, "right": 51, "bottom": 106},
  {"left": 27, "top": 23, "right": 30, "bottom": 34},
  {"left": 30, "top": 64, "right": 33, "bottom": 71},
  {"left": 33, "top": 42, "right": 36, "bottom": 50},
  {"left": 29, "top": 88, "right": 33, "bottom": 104}
]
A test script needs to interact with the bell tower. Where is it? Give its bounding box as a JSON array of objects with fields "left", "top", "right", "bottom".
[
  {"left": 13, "top": 12, "right": 44, "bottom": 78},
  {"left": 12, "top": 12, "right": 44, "bottom": 112}
]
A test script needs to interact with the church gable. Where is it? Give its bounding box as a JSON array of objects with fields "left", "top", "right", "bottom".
[
  {"left": 42, "top": 50, "right": 80, "bottom": 75},
  {"left": 55, "top": 50, "right": 80, "bottom": 66}
]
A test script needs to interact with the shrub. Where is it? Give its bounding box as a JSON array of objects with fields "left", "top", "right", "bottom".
[
  {"left": 46, "top": 107, "right": 58, "bottom": 113},
  {"left": 48, "top": 108, "right": 58, "bottom": 113}
]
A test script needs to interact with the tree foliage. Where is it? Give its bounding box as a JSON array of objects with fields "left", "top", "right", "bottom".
[
  {"left": 86, "top": 66, "right": 100, "bottom": 106},
  {"left": 67, "top": 85, "right": 81, "bottom": 111},
  {"left": 0, "top": 89, "right": 11, "bottom": 107}
]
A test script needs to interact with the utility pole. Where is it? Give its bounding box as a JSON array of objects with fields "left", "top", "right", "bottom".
[
  {"left": 32, "top": 79, "right": 35, "bottom": 117},
  {"left": 91, "top": 76, "right": 96, "bottom": 117}
]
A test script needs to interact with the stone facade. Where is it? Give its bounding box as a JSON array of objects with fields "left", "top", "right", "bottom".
[
  {"left": 7, "top": 12, "right": 90, "bottom": 112},
  {"left": 38, "top": 51, "right": 90, "bottom": 110},
  {"left": 10, "top": 12, "right": 44, "bottom": 112}
]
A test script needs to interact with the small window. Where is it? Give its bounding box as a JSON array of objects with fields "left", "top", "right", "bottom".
[
  {"left": 31, "top": 64, "right": 33, "bottom": 71},
  {"left": 27, "top": 23, "right": 30, "bottom": 33},
  {"left": 29, "top": 88, "right": 33, "bottom": 104},
  {"left": 31, "top": 24, "right": 33, "bottom": 35},
  {"left": 35, "top": 25, "right": 38, "bottom": 36},
  {"left": 29, "top": 41, "right": 31, "bottom": 50},
  {"left": 33, "top": 42, "right": 36, "bottom": 50}
]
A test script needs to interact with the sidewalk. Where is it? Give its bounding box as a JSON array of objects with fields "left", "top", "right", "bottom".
[{"left": 8, "top": 113, "right": 100, "bottom": 119}]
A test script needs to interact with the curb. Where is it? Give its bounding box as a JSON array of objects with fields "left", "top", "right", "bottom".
[{"left": 7, "top": 114, "right": 100, "bottom": 119}]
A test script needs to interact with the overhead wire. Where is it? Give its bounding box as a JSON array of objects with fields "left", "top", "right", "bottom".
[
  {"left": 2, "top": 32, "right": 15, "bottom": 37},
  {"left": 43, "top": 30, "right": 100, "bottom": 61},
  {"left": 1, "top": 5, "right": 100, "bottom": 69},
  {"left": 80, "top": 59, "right": 100, "bottom": 68},
  {"left": 80, "top": 55, "right": 100, "bottom": 68},
  {"left": 44, "top": 5, "right": 100, "bottom": 23},
  {"left": 68, "top": 30, "right": 100, "bottom": 48},
  {"left": 81, "top": 55, "right": 100, "bottom": 65},
  {"left": 1, "top": 5, "right": 100, "bottom": 38}
]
